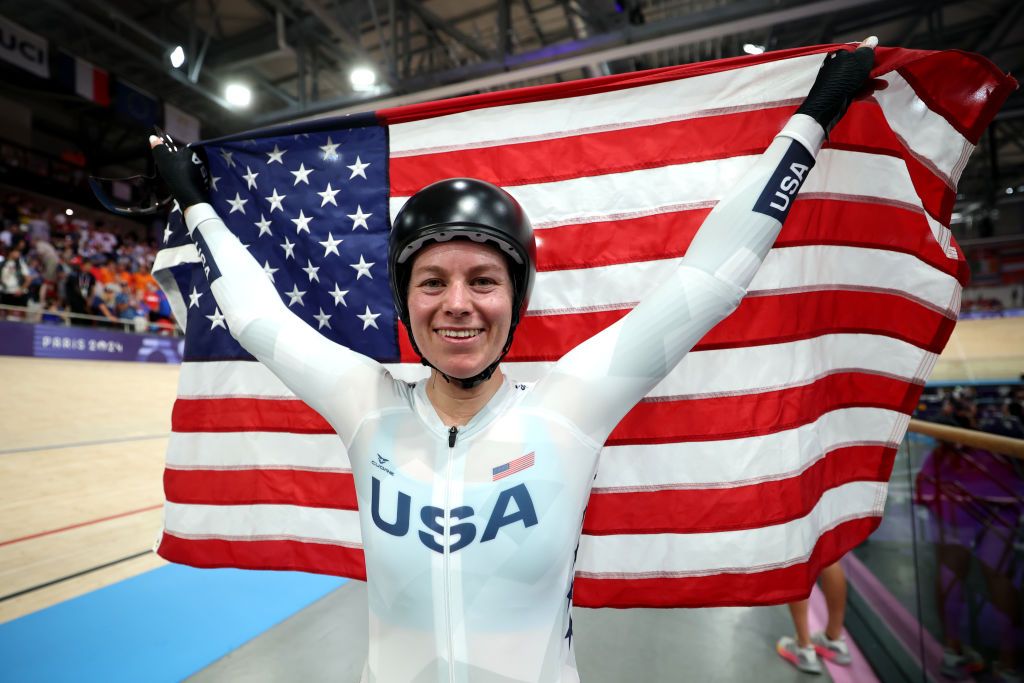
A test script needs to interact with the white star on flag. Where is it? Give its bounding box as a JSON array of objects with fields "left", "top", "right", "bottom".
[
  {"left": 313, "top": 308, "right": 332, "bottom": 330},
  {"left": 319, "top": 233, "right": 343, "bottom": 257},
  {"left": 279, "top": 236, "right": 296, "bottom": 259},
  {"left": 227, "top": 193, "right": 248, "bottom": 214},
  {"left": 347, "top": 156, "right": 370, "bottom": 179},
  {"left": 219, "top": 149, "right": 235, "bottom": 167},
  {"left": 208, "top": 177, "right": 220, "bottom": 192},
  {"left": 262, "top": 261, "right": 279, "bottom": 282},
  {"left": 188, "top": 287, "right": 203, "bottom": 308},
  {"left": 319, "top": 136, "right": 340, "bottom": 159},
  {"left": 265, "top": 188, "right": 286, "bottom": 212},
  {"left": 302, "top": 259, "right": 321, "bottom": 282},
  {"left": 348, "top": 206, "right": 371, "bottom": 230},
  {"left": 328, "top": 284, "right": 349, "bottom": 306},
  {"left": 284, "top": 284, "right": 306, "bottom": 307},
  {"left": 350, "top": 254, "right": 374, "bottom": 280},
  {"left": 254, "top": 214, "right": 272, "bottom": 237},
  {"left": 267, "top": 144, "right": 286, "bottom": 164},
  {"left": 357, "top": 305, "right": 381, "bottom": 330},
  {"left": 317, "top": 182, "right": 340, "bottom": 207},
  {"left": 206, "top": 307, "right": 226, "bottom": 330},
  {"left": 290, "top": 163, "right": 314, "bottom": 185},
  {"left": 243, "top": 166, "right": 259, "bottom": 190},
  {"left": 291, "top": 210, "right": 313, "bottom": 234},
  {"left": 163, "top": 225, "right": 173, "bottom": 244}
]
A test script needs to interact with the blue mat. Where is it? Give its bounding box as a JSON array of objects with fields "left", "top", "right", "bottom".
[{"left": 0, "top": 564, "right": 346, "bottom": 682}]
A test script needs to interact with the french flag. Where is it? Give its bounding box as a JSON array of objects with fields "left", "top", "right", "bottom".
[{"left": 54, "top": 51, "right": 109, "bottom": 106}]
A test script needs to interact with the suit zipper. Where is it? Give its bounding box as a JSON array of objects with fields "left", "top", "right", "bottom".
[{"left": 445, "top": 426, "right": 457, "bottom": 682}]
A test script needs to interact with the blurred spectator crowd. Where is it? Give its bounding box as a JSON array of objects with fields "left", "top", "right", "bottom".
[
  {"left": 0, "top": 191, "right": 177, "bottom": 334},
  {"left": 918, "top": 384, "right": 1024, "bottom": 438}
]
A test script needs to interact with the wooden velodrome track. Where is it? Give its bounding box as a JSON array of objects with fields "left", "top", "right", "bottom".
[
  {"left": 0, "top": 316, "right": 1021, "bottom": 626},
  {"left": 0, "top": 357, "right": 178, "bottom": 623}
]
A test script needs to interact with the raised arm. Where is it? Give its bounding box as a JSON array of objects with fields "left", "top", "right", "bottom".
[
  {"left": 532, "top": 40, "right": 877, "bottom": 445},
  {"left": 152, "top": 137, "right": 392, "bottom": 444}
]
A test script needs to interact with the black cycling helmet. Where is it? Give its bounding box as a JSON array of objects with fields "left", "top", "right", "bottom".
[{"left": 389, "top": 177, "right": 536, "bottom": 388}]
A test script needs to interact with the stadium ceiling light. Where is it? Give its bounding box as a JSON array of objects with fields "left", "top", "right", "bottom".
[
  {"left": 169, "top": 45, "right": 185, "bottom": 69},
  {"left": 65, "top": 208, "right": 74, "bottom": 216},
  {"left": 743, "top": 43, "right": 766, "bottom": 55},
  {"left": 350, "top": 66, "right": 376, "bottom": 91},
  {"left": 225, "top": 83, "right": 252, "bottom": 108}
]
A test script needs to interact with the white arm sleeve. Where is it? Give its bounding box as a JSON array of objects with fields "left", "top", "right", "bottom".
[
  {"left": 531, "top": 114, "right": 826, "bottom": 444},
  {"left": 185, "top": 204, "right": 393, "bottom": 445}
]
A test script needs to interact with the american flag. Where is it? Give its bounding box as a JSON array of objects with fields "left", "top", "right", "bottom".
[
  {"left": 152, "top": 44, "right": 1014, "bottom": 608},
  {"left": 493, "top": 452, "right": 536, "bottom": 481}
]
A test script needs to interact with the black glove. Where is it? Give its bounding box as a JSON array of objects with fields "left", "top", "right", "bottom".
[
  {"left": 796, "top": 42, "right": 876, "bottom": 135},
  {"left": 150, "top": 129, "right": 210, "bottom": 210}
]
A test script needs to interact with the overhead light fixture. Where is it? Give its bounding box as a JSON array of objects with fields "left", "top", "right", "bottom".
[
  {"left": 225, "top": 83, "right": 252, "bottom": 108},
  {"left": 65, "top": 208, "right": 74, "bottom": 216},
  {"left": 350, "top": 66, "right": 376, "bottom": 91},
  {"left": 743, "top": 43, "right": 766, "bottom": 55},
  {"left": 169, "top": 45, "right": 185, "bottom": 69}
]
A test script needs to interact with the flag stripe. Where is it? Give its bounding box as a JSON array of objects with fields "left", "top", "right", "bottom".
[
  {"left": 171, "top": 371, "right": 919, "bottom": 443},
  {"left": 157, "top": 532, "right": 367, "bottom": 580},
  {"left": 178, "top": 334, "right": 932, "bottom": 403},
  {"left": 163, "top": 501, "right": 362, "bottom": 546},
  {"left": 583, "top": 444, "right": 894, "bottom": 535},
  {"left": 165, "top": 468, "right": 358, "bottom": 510},
  {"left": 596, "top": 407, "right": 907, "bottom": 489},
  {"left": 572, "top": 516, "right": 878, "bottom": 608},
  {"left": 576, "top": 481, "right": 885, "bottom": 574},
  {"left": 607, "top": 371, "right": 920, "bottom": 445}
]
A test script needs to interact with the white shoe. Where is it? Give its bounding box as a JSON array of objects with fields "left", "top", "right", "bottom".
[
  {"left": 777, "top": 636, "right": 822, "bottom": 674},
  {"left": 811, "top": 631, "right": 852, "bottom": 666}
]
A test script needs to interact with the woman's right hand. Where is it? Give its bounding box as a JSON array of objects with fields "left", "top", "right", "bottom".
[{"left": 149, "top": 132, "right": 210, "bottom": 211}]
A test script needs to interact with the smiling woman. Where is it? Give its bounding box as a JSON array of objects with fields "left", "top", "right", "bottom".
[{"left": 146, "top": 41, "right": 876, "bottom": 683}]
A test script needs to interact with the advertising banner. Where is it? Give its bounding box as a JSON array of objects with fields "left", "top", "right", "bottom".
[
  {"left": 0, "top": 15, "right": 48, "bottom": 78},
  {"left": 0, "top": 320, "right": 183, "bottom": 364}
]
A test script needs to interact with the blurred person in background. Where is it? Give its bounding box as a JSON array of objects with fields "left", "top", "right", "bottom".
[
  {"left": 63, "top": 256, "right": 94, "bottom": 326},
  {"left": 1, "top": 245, "right": 31, "bottom": 319},
  {"left": 91, "top": 282, "right": 120, "bottom": 325},
  {"left": 777, "top": 562, "right": 852, "bottom": 674}
]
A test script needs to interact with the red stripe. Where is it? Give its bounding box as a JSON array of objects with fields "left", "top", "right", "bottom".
[
  {"left": 584, "top": 445, "right": 895, "bottom": 534},
  {"left": 608, "top": 371, "right": 920, "bottom": 445},
  {"left": 572, "top": 515, "right": 879, "bottom": 608},
  {"left": 93, "top": 68, "right": 110, "bottom": 106},
  {"left": 390, "top": 106, "right": 791, "bottom": 195},
  {"left": 157, "top": 532, "right": 367, "bottom": 581},
  {"left": 531, "top": 200, "right": 961, "bottom": 281},
  {"left": 164, "top": 468, "right": 358, "bottom": 510},
  {"left": 172, "top": 397, "right": 332, "bottom": 433}
]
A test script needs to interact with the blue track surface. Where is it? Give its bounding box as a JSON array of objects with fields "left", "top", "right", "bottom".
[{"left": 0, "top": 564, "right": 346, "bottom": 682}]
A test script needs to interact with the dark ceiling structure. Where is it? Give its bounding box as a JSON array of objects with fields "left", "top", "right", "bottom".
[{"left": 1, "top": 0, "right": 1022, "bottom": 234}]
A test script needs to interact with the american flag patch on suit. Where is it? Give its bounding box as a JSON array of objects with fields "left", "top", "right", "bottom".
[{"left": 151, "top": 43, "right": 1015, "bottom": 608}]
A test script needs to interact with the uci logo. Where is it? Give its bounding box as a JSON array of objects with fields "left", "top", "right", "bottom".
[{"left": 370, "top": 476, "right": 538, "bottom": 553}]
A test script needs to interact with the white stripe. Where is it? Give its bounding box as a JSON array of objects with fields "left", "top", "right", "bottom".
[
  {"left": 180, "top": 334, "right": 930, "bottom": 403},
  {"left": 595, "top": 407, "right": 908, "bottom": 490},
  {"left": 177, "top": 360, "right": 428, "bottom": 398},
  {"left": 163, "top": 501, "right": 362, "bottom": 547},
  {"left": 576, "top": 480, "right": 885, "bottom": 576},
  {"left": 874, "top": 72, "right": 972, "bottom": 186},
  {"left": 389, "top": 149, "right": 929, "bottom": 226},
  {"left": 389, "top": 54, "right": 823, "bottom": 155},
  {"left": 530, "top": 245, "right": 959, "bottom": 314},
  {"left": 166, "top": 431, "right": 351, "bottom": 471}
]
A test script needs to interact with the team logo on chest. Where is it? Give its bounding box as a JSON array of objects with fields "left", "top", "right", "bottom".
[
  {"left": 370, "top": 476, "right": 539, "bottom": 553},
  {"left": 371, "top": 453, "right": 394, "bottom": 476}
]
